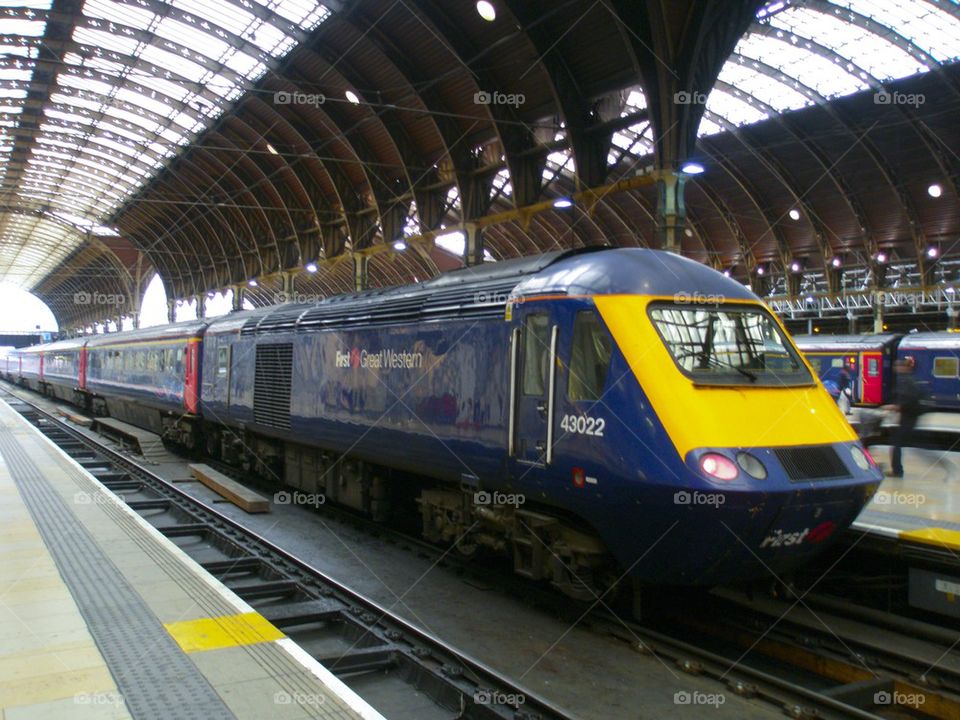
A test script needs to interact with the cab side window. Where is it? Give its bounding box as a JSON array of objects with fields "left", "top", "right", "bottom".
[
  {"left": 568, "top": 311, "right": 612, "bottom": 401},
  {"left": 522, "top": 314, "right": 550, "bottom": 395},
  {"left": 217, "top": 346, "right": 230, "bottom": 377}
]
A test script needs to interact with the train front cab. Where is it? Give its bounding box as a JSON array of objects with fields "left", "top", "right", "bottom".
[{"left": 506, "top": 288, "right": 883, "bottom": 587}]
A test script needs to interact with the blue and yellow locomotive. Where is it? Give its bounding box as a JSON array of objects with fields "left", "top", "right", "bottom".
[
  {"left": 199, "top": 248, "right": 881, "bottom": 596},
  {"left": 9, "top": 248, "right": 882, "bottom": 598}
]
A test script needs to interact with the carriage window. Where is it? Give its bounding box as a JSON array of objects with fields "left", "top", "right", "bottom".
[
  {"left": 867, "top": 358, "right": 879, "bottom": 376},
  {"left": 934, "top": 357, "right": 958, "bottom": 378},
  {"left": 522, "top": 314, "right": 550, "bottom": 396},
  {"left": 217, "top": 346, "right": 230, "bottom": 377},
  {"left": 568, "top": 312, "right": 612, "bottom": 401}
]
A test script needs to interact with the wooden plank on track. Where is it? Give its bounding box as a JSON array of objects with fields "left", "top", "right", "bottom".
[
  {"left": 55, "top": 407, "right": 93, "bottom": 427},
  {"left": 188, "top": 463, "right": 270, "bottom": 513}
]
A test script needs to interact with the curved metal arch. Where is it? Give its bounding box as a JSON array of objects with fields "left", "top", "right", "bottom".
[
  {"left": 689, "top": 178, "right": 759, "bottom": 273},
  {"left": 702, "top": 94, "right": 834, "bottom": 266},
  {"left": 159, "top": 149, "right": 261, "bottom": 289},
  {"left": 239, "top": 97, "right": 352, "bottom": 233},
  {"left": 717, "top": 56, "right": 873, "bottom": 237},
  {"left": 118, "top": 141, "right": 255, "bottom": 290},
  {"left": 701, "top": 137, "right": 793, "bottom": 265},
  {"left": 127, "top": 201, "right": 211, "bottom": 297},
  {"left": 335, "top": 8, "right": 480, "bottom": 234},
  {"left": 205, "top": 150, "right": 287, "bottom": 277},
  {"left": 278, "top": 59, "right": 403, "bottom": 247},
  {"left": 748, "top": 23, "right": 957, "bottom": 203},
  {"left": 289, "top": 43, "right": 424, "bottom": 215}
]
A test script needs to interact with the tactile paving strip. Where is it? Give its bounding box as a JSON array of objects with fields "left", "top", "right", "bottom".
[{"left": 0, "top": 423, "right": 237, "bottom": 720}]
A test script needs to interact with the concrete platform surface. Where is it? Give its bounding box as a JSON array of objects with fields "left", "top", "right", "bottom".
[{"left": 0, "top": 397, "right": 385, "bottom": 720}]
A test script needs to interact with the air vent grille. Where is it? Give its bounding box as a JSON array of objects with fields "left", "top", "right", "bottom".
[
  {"left": 775, "top": 445, "right": 851, "bottom": 482},
  {"left": 254, "top": 343, "right": 292, "bottom": 429}
]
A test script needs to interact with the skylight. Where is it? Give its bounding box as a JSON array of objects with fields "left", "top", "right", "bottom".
[{"left": 0, "top": 0, "right": 332, "bottom": 288}]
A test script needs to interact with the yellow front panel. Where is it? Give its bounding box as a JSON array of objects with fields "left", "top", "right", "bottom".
[{"left": 593, "top": 295, "right": 857, "bottom": 459}]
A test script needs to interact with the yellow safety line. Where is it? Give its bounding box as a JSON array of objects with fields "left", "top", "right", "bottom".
[
  {"left": 899, "top": 527, "right": 960, "bottom": 551},
  {"left": 164, "top": 612, "right": 285, "bottom": 653}
]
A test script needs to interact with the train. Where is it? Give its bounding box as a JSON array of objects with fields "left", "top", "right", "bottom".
[
  {"left": 794, "top": 332, "right": 960, "bottom": 410},
  {"left": 2, "top": 248, "right": 882, "bottom": 600}
]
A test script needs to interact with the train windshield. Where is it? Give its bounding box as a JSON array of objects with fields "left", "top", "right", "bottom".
[{"left": 648, "top": 303, "right": 813, "bottom": 386}]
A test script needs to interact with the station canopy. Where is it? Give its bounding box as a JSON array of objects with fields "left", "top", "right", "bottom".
[{"left": 0, "top": 0, "right": 956, "bottom": 329}]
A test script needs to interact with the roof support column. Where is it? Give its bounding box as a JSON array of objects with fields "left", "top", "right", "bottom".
[
  {"left": 655, "top": 170, "right": 687, "bottom": 253},
  {"left": 354, "top": 254, "right": 368, "bottom": 292},
  {"left": 281, "top": 272, "right": 296, "bottom": 302},
  {"left": 873, "top": 291, "right": 884, "bottom": 334},
  {"left": 130, "top": 312, "right": 140, "bottom": 330},
  {"left": 231, "top": 285, "right": 245, "bottom": 312},
  {"left": 195, "top": 295, "right": 206, "bottom": 320},
  {"left": 166, "top": 299, "right": 176, "bottom": 324},
  {"left": 464, "top": 222, "right": 483, "bottom": 267}
]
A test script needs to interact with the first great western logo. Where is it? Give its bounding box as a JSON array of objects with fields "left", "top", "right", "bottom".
[{"left": 335, "top": 347, "right": 423, "bottom": 370}]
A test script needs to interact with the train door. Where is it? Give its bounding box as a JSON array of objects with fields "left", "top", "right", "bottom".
[
  {"left": 213, "top": 338, "right": 232, "bottom": 408},
  {"left": 184, "top": 340, "right": 200, "bottom": 414},
  {"left": 860, "top": 351, "right": 883, "bottom": 404},
  {"left": 509, "top": 308, "right": 558, "bottom": 467}
]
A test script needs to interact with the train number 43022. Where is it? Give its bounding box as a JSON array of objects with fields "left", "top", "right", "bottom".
[{"left": 559, "top": 414, "right": 605, "bottom": 437}]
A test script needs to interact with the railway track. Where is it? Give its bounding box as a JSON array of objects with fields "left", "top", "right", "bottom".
[{"left": 5, "top": 384, "right": 958, "bottom": 719}]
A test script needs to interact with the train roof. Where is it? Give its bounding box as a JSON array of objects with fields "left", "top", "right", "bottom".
[
  {"left": 85, "top": 319, "right": 209, "bottom": 348},
  {"left": 18, "top": 337, "right": 88, "bottom": 354},
  {"left": 223, "top": 248, "right": 760, "bottom": 335},
  {"left": 792, "top": 334, "right": 903, "bottom": 351},
  {"left": 898, "top": 331, "right": 960, "bottom": 350}
]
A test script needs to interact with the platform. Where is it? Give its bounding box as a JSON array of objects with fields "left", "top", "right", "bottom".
[
  {"left": 0, "top": 398, "right": 385, "bottom": 720},
  {"left": 853, "top": 442, "right": 960, "bottom": 551}
]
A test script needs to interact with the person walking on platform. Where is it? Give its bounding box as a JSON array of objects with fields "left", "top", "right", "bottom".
[
  {"left": 836, "top": 361, "right": 853, "bottom": 414},
  {"left": 885, "top": 356, "right": 923, "bottom": 478}
]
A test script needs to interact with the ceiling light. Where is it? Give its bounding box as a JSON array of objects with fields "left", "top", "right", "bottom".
[
  {"left": 723, "top": 270, "right": 731, "bottom": 277},
  {"left": 248, "top": 279, "right": 258, "bottom": 287},
  {"left": 927, "top": 246, "right": 939, "bottom": 259},
  {"left": 788, "top": 208, "right": 801, "bottom": 220},
  {"left": 265, "top": 143, "right": 278, "bottom": 155},
  {"left": 876, "top": 252, "right": 887, "bottom": 263},
  {"left": 305, "top": 262, "right": 318, "bottom": 273},
  {"left": 790, "top": 261, "right": 801, "bottom": 272},
  {"left": 928, "top": 183, "right": 943, "bottom": 198},
  {"left": 831, "top": 256, "right": 842, "bottom": 268},
  {"left": 553, "top": 198, "right": 573, "bottom": 208},
  {"left": 345, "top": 90, "right": 360, "bottom": 105},
  {"left": 756, "top": 266, "right": 765, "bottom": 275},
  {"left": 393, "top": 240, "right": 407, "bottom": 251},
  {"left": 476, "top": 1, "right": 496, "bottom": 21},
  {"left": 680, "top": 161, "right": 705, "bottom": 175}
]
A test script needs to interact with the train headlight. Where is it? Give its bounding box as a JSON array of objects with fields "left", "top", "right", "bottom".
[
  {"left": 700, "top": 453, "right": 739, "bottom": 481},
  {"left": 736, "top": 452, "right": 767, "bottom": 480},
  {"left": 850, "top": 445, "right": 874, "bottom": 471}
]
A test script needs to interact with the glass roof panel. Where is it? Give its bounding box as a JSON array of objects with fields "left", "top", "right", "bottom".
[
  {"left": 0, "top": 0, "right": 333, "bottom": 288},
  {"left": 699, "top": 0, "right": 959, "bottom": 138},
  {"left": 83, "top": 0, "right": 153, "bottom": 29},
  {"left": 768, "top": 6, "right": 926, "bottom": 78},
  {"left": 832, "top": 0, "right": 960, "bottom": 64}
]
